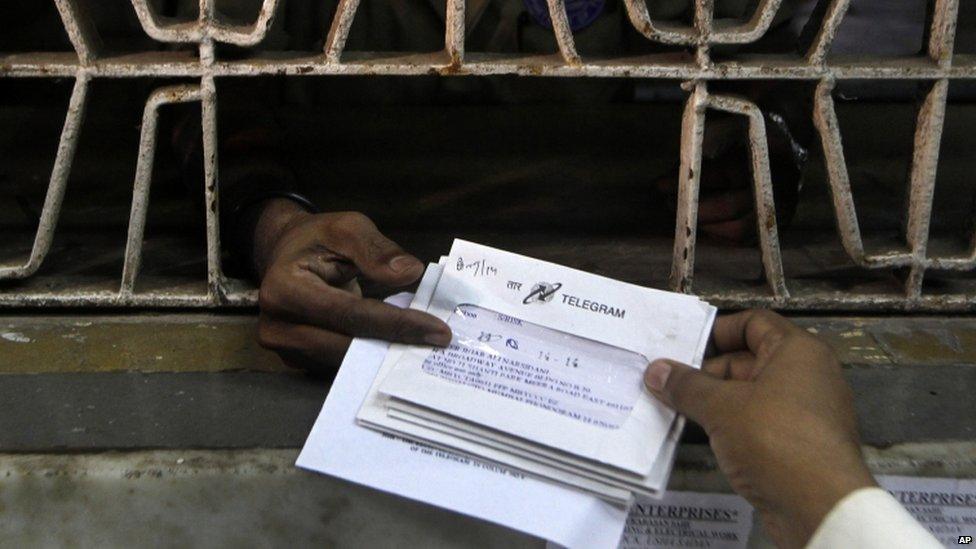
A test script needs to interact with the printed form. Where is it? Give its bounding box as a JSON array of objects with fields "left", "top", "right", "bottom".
[
  {"left": 365, "top": 240, "right": 715, "bottom": 500},
  {"left": 300, "top": 239, "right": 719, "bottom": 547},
  {"left": 549, "top": 491, "right": 754, "bottom": 549},
  {"left": 297, "top": 292, "right": 629, "bottom": 548},
  {"left": 878, "top": 475, "right": 976, "bottom": 547}
]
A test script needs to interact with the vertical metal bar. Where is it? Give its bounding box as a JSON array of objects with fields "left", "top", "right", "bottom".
[
  {"left": 904, "top": 79, "right": 949, "bottom": 298},
  {"left": 199, "top": 0, "right": 225, "bottom": 302},
  {"left": 545, "top": 0, "right": 582, "bottom": 66},
  {"left": 693, "top": 0, "right": 714, "bottom": 67},
  {"left": 445, "top": 0, "right": 465, "bottom": 66},
  {"left": 928, "top": 0, "right": 959, "bottom": 68},
  {"left": 742, "top": 102, "right": 789, "bottom": 299},
  {"left": 53, "top": 0, "right": 102, "bottom": 65},
  {"left": 813, "top": 79, "right": 922, "bottom": 269},
  {"left": 0, "top": 74, "right": 89, "bottom": 280},
  {"left": 323, "top": 0, "right": 361, "bottom": 63},
  {"left": 803, "top": 0, "right": 851, "bottom": 65},
  {"left": 120, "top": 86, "right": 202, "bottom": 297},
  {"left": 120, "top": 94, "right": 163, "bottom": 297},
  {"left": 708, "top": 94, "right": 790, "bottom": 299},
  {"left": 812, "top": 78, "right": 867, "bottom": 263},
  {"left": 669, "top": 82, "right": 708, "bottom": 294},
  {"left": 201, "top": 73, "right": 226, "bottom": 300},
  {"left": 902, "top": 0, "right": 957, "bottom": 294},
  {"left": 201, "top": 81, "right": 226, "bottom": 298}
]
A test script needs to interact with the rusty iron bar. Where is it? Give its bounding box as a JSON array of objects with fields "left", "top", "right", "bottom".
[
  {"left": 8, "top": 53, "right": 976, "bottom": 80},
  {"left": 323, "top": 0, "right": 360, "bottom": 63},
  {"left": 669, "top": 82, "right": 707, "bottom": 295},
  {"left": 130, "top": 0, "right": 280, "bottom": 46},
  {"left": 803, "top": 0, "right": 850, "bottom": 65},
  {"left": 0, "top": 74, "right": 89, "bottom": 281},
  {"left": 1, "top": 0, "right": 975, "bottom": 310},
  {"left": 53, "top": 0, "right": 102, "bottom": 65},
  {"left": 707, "top": 92, "right": 789, "bottom": 300},
  {"left": 120, "top": 85, "right": 204, "bottom": 298},
  {"left": 903, "top": 79, "right": 949, "bottom": 299},
  {"left": 445, "top": 0, "right": 466, "bottom": 65},
  {"left": 545, "top": 0, "right": 582, "bottom": 66}
]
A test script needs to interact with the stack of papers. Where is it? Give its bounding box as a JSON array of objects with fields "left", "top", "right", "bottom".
[
  {"left": 297, "top": 297, "right": 631, "bottom": 548},
  {"left": 355, "top": 239, "right": 716, "bottom": 504}
]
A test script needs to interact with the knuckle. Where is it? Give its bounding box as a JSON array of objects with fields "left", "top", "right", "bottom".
[
  {"left": 258, "top": 280, "right": 282, "bottom": 312},
  {"left": 331, "top": 302, "right": 359, "bottom": 335},
  {"left": 751, "top": 309, "right": 783, "bottom": 327},
  {"left": 332, "top": 211, "right": 371, "bottom": 232},
  {"left": 338, "top": 211, "right": 370, "bottom": 224}
]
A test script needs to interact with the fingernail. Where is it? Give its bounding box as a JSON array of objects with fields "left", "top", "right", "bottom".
[
  {"left": 388, "top": 255, "right": 417, "bottom": 273},
  {"left": 644, "top": 360, "right": 672, "bottom": 392},
  {"left": 424, "top": 330, "right": 453, "bottom": 347}
]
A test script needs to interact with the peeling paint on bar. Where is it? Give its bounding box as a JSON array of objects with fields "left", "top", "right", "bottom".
[
  {"left": 121, "top": 84, "right": 204, "bottom": 298},
  {"left": 0, "top": 0, "right": 974, "bottom": 311}
]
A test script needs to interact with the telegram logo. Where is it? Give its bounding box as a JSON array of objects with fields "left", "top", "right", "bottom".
[{"left": 523, "top": 282, "right": 563, "bottom": 304}]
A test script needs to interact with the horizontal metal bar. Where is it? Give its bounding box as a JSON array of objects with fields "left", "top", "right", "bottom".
[
  {"left": 2, "top": 3, "right": 974, "bottom": 314},
  {"left": 3, "top": 289, "right": 976, "bottom": 312},
  {"left": 5, "top": 52, "right": 976, "bottom": 79},
  {"left": 0, "top": 291, "right": 256, "bottom": 308}
]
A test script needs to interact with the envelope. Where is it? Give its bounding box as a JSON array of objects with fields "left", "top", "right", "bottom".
[
  {"left": 377, "top": 240, "right": 716, "bottom": 475},
  {"left": 357, "top": 262, "right": 635, "bottom": 502},
  {"left": 296, "top": 290, "right": 630, "bottom": 548}
]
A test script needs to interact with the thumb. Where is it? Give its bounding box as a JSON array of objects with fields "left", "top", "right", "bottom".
[{"left": 644, "top": 359, "right": 726, "bottom": 429}]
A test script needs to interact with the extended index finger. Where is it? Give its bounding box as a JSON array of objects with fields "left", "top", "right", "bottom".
[
  {"left": 711, "top": 310, "right": 796, "bottom": 354},
  {"left": 327, "top": 292, "right": 453, "bottom": 345},
  {"left": 265, "top": 274, "right": 452, "bottom": 346}
]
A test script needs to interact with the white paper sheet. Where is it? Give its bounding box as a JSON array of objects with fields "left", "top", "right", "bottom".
[
  {"left": 296, "top": 292, "right": 630, "bottom": 549},
  {"left": 548, "top": 491, "right": 753, "bottom": 549},
  {"left": 355, "top": 266, "right": 635, "bottom": 501},
  {"left": 878, "top": 475, "right": 976, "bottom": 547},
  {"left": 380, "top": 239, "right": 716, "bottom": 475},
  {"left": 383, "top": 403, "right": 677, "bottom": 496},
  {"left": 616, "top": 492, "right": 754, "bottom": 549},
  {"left": 357, "top": 258, "right": 707, "bottom": 500}
]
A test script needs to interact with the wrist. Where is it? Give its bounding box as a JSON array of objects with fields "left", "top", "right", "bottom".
[
  {"left": 784, "top": 449, "right": 877, "bottom": 545},
  {"left": 252, "top": 198, "right": 313, "bottom": 278}
]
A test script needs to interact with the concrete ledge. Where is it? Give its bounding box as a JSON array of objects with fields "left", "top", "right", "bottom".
[
  {"left": 0, "top": 365, "right": 972, "bottom": 452},
  {"left": 0, "top": 449, "right": 538, "bottom": 548},
  {"left": 2, "top": 444, "right": 973, "bottom": 548}
]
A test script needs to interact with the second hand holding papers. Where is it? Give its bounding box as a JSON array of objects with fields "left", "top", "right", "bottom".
[{"left": 357, "top": 239, "right": 716, "bottom": 504}]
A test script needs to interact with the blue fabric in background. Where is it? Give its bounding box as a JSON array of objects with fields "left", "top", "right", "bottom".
[{"left": 522, "top": 0, "right": 606, "bottom": 32}]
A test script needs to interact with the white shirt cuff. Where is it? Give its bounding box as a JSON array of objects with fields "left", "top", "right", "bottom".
[{"left": 806, "top": 487, "right": 941, "bottom": 548}]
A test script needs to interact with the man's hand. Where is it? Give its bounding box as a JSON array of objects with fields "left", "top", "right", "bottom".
[
  {"left": 644, "top": 310, "right": 876, "bottom": 548},
  {"left": 252, "top": 199, "right": 452, "bottom": 371},
  {"left": 654, "top": 117, "right": 758, "bottom": 244}
]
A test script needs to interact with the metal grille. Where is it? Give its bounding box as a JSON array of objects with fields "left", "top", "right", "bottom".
[{"left": 0, "top": 0, "right": 972, "bottom": 310}]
